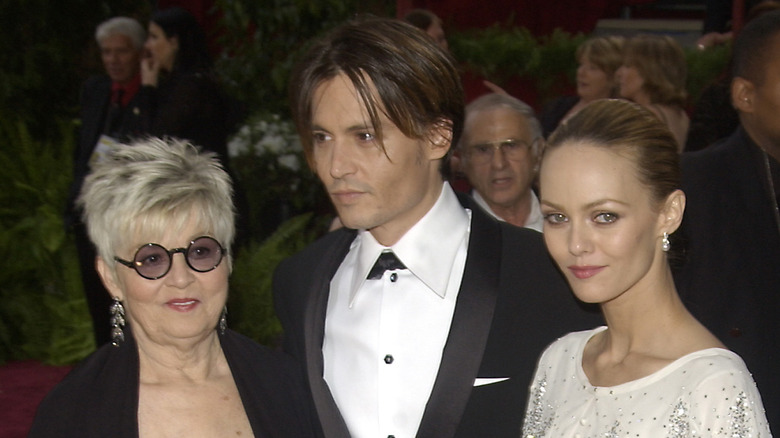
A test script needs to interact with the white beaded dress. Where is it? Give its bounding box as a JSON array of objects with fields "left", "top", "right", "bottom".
[{"left": 522, "top": 327, "right": 772, "bottom": 438}]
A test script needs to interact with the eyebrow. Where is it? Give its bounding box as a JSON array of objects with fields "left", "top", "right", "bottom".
[{"left": 541, "top": 198, "right": 630, "bottom": 210}]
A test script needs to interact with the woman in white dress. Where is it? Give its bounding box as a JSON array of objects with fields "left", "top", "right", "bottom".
[{"left": 522, "top": 99, "right": 772, "bottom": 437}]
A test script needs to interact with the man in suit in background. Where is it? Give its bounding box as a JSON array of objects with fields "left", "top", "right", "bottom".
[
  {"left": 456, "top": 93, "right": 544, "bottom": 231},
  {"left": 676, "top": 10, "right": 780, "bottom": 431},
  {"left": 273, "top": 16, "right": 600, "bottom": 438},
  {"left": 67, "top": 17, "right": 146, "bottom": 346}
]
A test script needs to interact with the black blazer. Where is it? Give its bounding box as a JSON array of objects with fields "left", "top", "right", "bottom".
[
  {"left": 28, "top": 326, "right": 318, "bottom": 437},
  {"left": 273, "top": 193, "right": 601, "bottom": 437},
  {"left": 67, "top": 75, "right": 145, "bottom": 225},
  {"left": 676, "top": 126, "right": 780, "bottom": 431}
]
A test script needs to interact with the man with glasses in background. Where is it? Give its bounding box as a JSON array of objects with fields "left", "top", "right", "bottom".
[{"left": 456, "top": 93, "right": 544, "bottom": 231}]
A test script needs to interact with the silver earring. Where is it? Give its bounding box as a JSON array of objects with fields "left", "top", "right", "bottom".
[
  {"left": 109, "top": 297, "right": 126, "bottom": 347},
  {"left": 218, "top": 306, "right": 227, "bottom": 335},
  {"left": 661, "top": 232, "right": 671, "bottom": 252}
]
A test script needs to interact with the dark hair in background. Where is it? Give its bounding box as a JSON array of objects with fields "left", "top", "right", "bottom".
[
  {"left": 732, "top": 8, "right": 780, "bottom": 85},
  {"left": 289, "top": 15, "right": 464, "bottom": 177},
  {"left": 151, "top": 6, "right": 212, "bottom": 74},
  {"left": 403, "top": 9, "right": 440, "bottom": 31}
]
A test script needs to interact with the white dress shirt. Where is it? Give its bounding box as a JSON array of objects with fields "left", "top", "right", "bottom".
[
  {"left": 323, "top": 182, "right": 471, "bottom": 438},
  {"left": 472, "top": 190, "right": 544, "bottom": 232}
]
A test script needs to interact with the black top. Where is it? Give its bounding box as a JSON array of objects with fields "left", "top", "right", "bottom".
[
  {"left": 676, "top": 126, "right": 780, "bottom": 432},
  {"left": 684, "top": 76, "right": 739, "bottom": 152},
  {"left": 29, "top": 326, "right": 318, "bottom": 437},
  {"left": 67, "top": 75, "right": 146, "bottom": 227},
  {"left": 539, "top": 95, "right": 579, "bottom": 138},
  {"left": 136, "top": 71, "right": 233, "bottom": 159}
]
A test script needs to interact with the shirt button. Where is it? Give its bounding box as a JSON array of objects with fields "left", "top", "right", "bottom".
[
  {"left": 384, "top": 354, "right": 394, "bottom": 364},
  {"left": 389, "top": 273, "right": 398, "bottom": 282},
  {"left": 580, "top": 418, "right": 588, "bottom": 426}
]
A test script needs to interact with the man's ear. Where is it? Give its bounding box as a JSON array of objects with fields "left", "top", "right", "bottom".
[
  {"left": 426, "top": 119, "right": 453, "bottom": 161},
  {"left": 532, "top": 138, "right": 545, "bottom": 174},
  {"left": 732, "top": 77, "right": 756, "bottom": 114},
  {"left": 658, "top": 189, "right": 686, "bottom": 235},
  {"left": 96, "top": 256, "right": 124, "bottom": 302}
]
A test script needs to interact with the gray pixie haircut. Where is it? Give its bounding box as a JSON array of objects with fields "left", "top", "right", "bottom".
[
  {"left": 77, "top": 138, "right": 236, "bottom": 276},
  {"left": 460, "top": 93, "right": 543, "bottom": 150},
  {"left": 95, "top": 17, "right": 146, "bottom": 50}
]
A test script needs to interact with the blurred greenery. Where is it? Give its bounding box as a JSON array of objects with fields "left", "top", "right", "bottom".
[
  {"left": 450, "top": 27, "right": 729, "bottom": 106},
  {"left": 0, "top": 118, "right": 94, "bottom": 364},
  {"left": 0, "top": 0, "right": 732, "bottom": 364},
  {"left": 214, "top": 0, "right": 394, "bottom": 117},
  {"left": 228, "top": 213, "right": 325, "bottom": 347}
]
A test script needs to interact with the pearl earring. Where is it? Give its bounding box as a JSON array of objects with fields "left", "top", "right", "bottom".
[{"left": 661, "top": 232, "right": 671, "bottom": 252}]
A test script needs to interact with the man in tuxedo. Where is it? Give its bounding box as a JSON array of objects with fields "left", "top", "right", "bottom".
[
  {"left": 457, "top": 93, "right": 544, "bottom": 231},
  {"left": 675, "top": 10, "right": 780, "bottom": 431},
  {"left": 274, "top": 16, "right": 600, "bottom": 438},
  {"left": 67, "top": 17, "right": 146, "bottom": 346}
]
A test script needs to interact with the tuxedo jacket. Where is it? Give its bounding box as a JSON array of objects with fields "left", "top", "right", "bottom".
[
  {"left": 273, "top": 193, "right": 601, "bottom": 437},
  {"left": 676, "top": 127, "right": 780, "bottom": 431},
  {"left": 67, "top": 75, "right": 145, "bottom": 224}
]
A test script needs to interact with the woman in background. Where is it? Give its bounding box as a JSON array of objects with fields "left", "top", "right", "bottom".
[
  {"left": 30, "top": 138, "right": 315, "bottom": 437},
  {"left": 139, "top": 6, "right": 236, "bottom": 160},
  {"left": 140, "top": 6, "right": 249, "bottom": 244},
  {"left": 522, "top": 99, "right": 770, "bottom": 436},
  {"left": 539, "top": 36, "right": 624, "bottom": 137},
  {"left": 617, "top": 35, "right": 689, "bottom": 150}
]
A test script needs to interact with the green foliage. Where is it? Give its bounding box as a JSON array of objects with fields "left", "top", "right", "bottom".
[
  {"left": 0, "top": 117, "right": 94, "bottom": 365},
  {"left": 213, "top": 0, "right": 394, "bottom": 116},
  {"left": 531, "top": 30, "right": 587, "bottom": 101},
  {"left": 451, "top": 27, "right": 729, "bottom": 107},
  {"left": 450, "top": 25, "right": 539, "bottom": 85},
  {"left": 228, "top": 213, "right": 324, "bottom": 346},
  {"left": 685, "top": 43, "right": 731, "bottom": 104}
]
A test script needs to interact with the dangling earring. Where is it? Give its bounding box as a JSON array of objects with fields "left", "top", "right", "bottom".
[
  {"left": 109, "top": 297, "right": 126, "bottom": 347},
  {"left": 661, "top": 232, "right": 671, "bottom": 252},
  {"left": 218, "top": 306, "right": 227, "bottom": 335}
]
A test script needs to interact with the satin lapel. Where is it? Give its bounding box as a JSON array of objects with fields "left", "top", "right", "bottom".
[
  {"left": 304, "top": 229, "right": 355, "bottom": 437},
  {"left": 416, "top": 197, "right": 502, "bottom": 438}
]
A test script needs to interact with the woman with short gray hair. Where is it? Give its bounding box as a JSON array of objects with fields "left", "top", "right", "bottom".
[{"left": 30, "top": 138, "right": 316, "bottom": 437}]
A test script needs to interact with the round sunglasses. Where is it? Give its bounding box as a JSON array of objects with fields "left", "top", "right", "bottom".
[{"left": 114, "top": 236, "right": 225, "bottom": 280}]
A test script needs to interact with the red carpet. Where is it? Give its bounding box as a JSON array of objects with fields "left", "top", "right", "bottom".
[{"left": 0, "top": 361, "right": 71, "bottom": 438}]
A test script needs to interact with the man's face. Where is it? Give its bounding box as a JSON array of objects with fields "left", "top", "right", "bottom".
[
  {"left": 100, "top": 34, "right": 141, "bottom": 84},
  {"left": 310, "top": 74, "right": 448, "bottom": 246},
  {"left": 460, "top": 107, "right": 538, "bottom": 212},
  {"left": 746, "top": 35, "right": 780, "bottom": 155}
]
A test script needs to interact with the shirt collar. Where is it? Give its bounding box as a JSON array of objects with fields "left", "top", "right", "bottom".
[
  {"left": 111, "top": 73, "right": 141, "bottom": 107},
  {"left": 472, "top": 190, "right": 544, "bottom": 232},
  {"left": 348, "top": 182, "right": 470, "bottom": 306}
]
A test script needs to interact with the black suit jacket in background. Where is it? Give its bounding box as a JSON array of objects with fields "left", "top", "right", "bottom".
[
  {"left": 273, "top": 193, "right": 601, "bottom": 438},
  {"left": 676, "top": 126, "right": 780, "bottom": 432},
  {"left": 67, "top": 75, "right": 145, "bottom": 224}
]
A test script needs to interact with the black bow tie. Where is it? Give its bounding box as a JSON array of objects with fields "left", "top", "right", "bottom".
[{"left": 367, "top": 251, "right": 407, "bottom": 280}]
